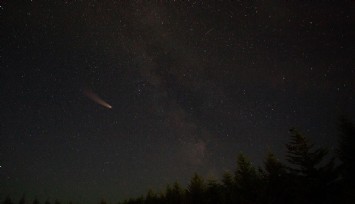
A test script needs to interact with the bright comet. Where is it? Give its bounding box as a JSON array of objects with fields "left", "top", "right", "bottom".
[{"left": 84, "top": 88, "right": 112, "bottom": 109}]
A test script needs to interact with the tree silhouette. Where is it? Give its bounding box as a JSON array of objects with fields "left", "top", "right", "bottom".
[
  {"left": 165, "top": 182, "right": 183, "bottom": 204},
  {"left": 145, "top": 189, "right": 159, "bottom": 204},
  {"left": 263, "top": 152, "right": 288, "bottom": 204},
  {"left": 221, "top": 172, "right": 236, "bottom": 204},
  {"left": 205, "top": 179, "right": 222, "bottom": 204},
  {"left": 234, "top": 153, "right": 262, "bottom": 203},
  {"left": 337, "top": 116, "right": 355, "bottom": 185},
  {"left": 285, "top": 128, "right": 337, "bottom": 204},
  {"left": 337, "top": 117, "right": 355, "bottom": 203},
  {"left": 186, "top": 173, "right": 205, "bottom": 204},
  {"left": 264, "top": 152, "right": 286, "bottom": 181},
  {"left": 286, "top": 129, "right": 329, "bottom": 177},
  {"left": 5, "top": 119, "right": 355, "bottom": 204},
  {"left": 121, "top": 196, "right": 144, "bottom": 204}
]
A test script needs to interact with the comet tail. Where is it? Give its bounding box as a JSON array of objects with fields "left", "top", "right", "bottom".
[{"left": 84, "top": 89, "right": 112, "bottom": 109}]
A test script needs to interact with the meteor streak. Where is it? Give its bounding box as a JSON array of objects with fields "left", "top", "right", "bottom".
[{"left": 84, "top": 89, "right": 112, "bottom": 109}]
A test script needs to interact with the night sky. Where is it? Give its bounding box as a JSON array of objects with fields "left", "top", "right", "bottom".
[{"left": 1, "top": 1, "right": 354, "bottom": 203}]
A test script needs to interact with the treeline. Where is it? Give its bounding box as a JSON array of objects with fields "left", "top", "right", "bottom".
[
  {"left": 117, "top": 117, "right": 355, "bottom": 204},
  {"left": 2, "top": 118, "right": 354, "bottom": 204}
]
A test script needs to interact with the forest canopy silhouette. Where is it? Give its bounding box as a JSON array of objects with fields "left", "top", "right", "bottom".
[{"left": 2, "top": 117, "right": 354, "bottom": 204}]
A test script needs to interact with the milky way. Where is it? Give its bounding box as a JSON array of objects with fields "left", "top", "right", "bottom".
[{"left": 1, "top": 1, "right": 354, "bottom": 204}]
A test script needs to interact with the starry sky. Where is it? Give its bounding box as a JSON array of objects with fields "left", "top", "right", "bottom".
[{"left": 1, "top": 1, "right": 354, "bottom": 203}]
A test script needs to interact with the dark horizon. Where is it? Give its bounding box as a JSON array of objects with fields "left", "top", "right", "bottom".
[
  {"left": 2, "top": 119, "right": 355, "bottom": 204},
  {"left": 1, "top": 1, "right": 354, "bottom": 204}
]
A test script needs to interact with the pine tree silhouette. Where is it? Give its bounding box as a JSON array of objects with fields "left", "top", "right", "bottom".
[
  {"left": 221, "top": 172, "right": 235, "bottom": 204},
  {"left": 234, "top": 153, "right": 262, "bottom": 203},
  {"left": 337, "top": 117, "right": 355, "bottom": 203},
  {"left": 285, "top": 128, "right": 336, "bottom": 204},
  {"left": 145, "top": 189, "right": 159, "bottom": 204},
  {"left": 186, "top": 173, "right": 205, "bottom": 204},
  {"left": 286, "top": 128, "right": 328, "bottom": 177},
  {"left": 165, "top": 182, "right": 183, "bottom": 204},
  {"left": 263, "top": 152, "right": 288, "bottom": 204},
  {"left": 205, "top": 179, "right": 222, "bottom": 204},
  {"left": 337, "top": 116, "right": 355, "bottom": 185}
]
